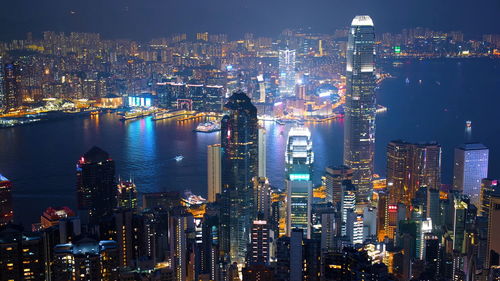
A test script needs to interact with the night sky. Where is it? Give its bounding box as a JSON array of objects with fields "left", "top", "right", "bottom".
[{"left": 0, "top": 0, "right": 499, "bottom": 40}]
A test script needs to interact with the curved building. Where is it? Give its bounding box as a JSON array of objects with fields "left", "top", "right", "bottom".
[{"left": 343, "top": 15, "right": 376, "bottom": 204}]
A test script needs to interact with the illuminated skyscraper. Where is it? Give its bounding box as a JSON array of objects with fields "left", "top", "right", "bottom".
[
  {"left": 386, "top": 140, "right": 441, "bottom": 207},
  {"left": 486, "top": 191, "right": 500, "bottom": 268},
  {"left": 0, "top": 174, "right": 13, "bottom": 226},
  {"left": 285, "top": 126, "right": 313, "bottom": 238},
  {"left": 480, "top": 178, "right": 498, "bottom": 217},
  {"left": 278, "top": 48, "right": 297, "bottom": 97},
  {"left": 116, "top": 180, "right": 138, "bottom": 210},
  {"left": 207, "top": 144, "right": 221, "bottom": 203},
  {"left": 258, "top": 127, "right": 267, "bottom": 178},
  {"left": 2, "top": 63, "right": 21, "bottom": 111},
  {"left": 248, "top": 220, "right": 271, "bottom": 265},
  {"left": 220, "top": 91, "right": 258, "bottom": 264},
  {"left": 453, "top": 143, "right": 489, "bottom": 205},
  {"left": 343, "top": 15, "right": 376, "bottom": 204},
  {"left": 76, "top": 146, "right": 117, "bottom": 224},
  {"left": 253, "top": 177, "right": 271, "bottom": 220},
  {"left": 324, "top": 165, "right": 353, "bottom": 206}
]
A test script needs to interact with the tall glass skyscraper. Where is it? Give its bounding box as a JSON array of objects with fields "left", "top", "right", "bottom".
[
  {"left": 285, "top": 126, "right": 313, "bottom": 238},
  {"left": 220, "top": 91, "right": 258, "bottom": 264},
  {"left": 453, "top": 142, "right": 489, "bottom": 205},
  {"left": 278, "top": 48, "right": 297, "bottom": 97},
  {"left": 343, "top": 15, "right": 376, "bottom": 204}
]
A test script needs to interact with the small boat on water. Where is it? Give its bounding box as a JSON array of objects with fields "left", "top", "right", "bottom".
[
  {"left": 405, "top": 77, "right": 410, "bottom": 84},
  {"left": 175, "top": 155, "right": 184, "bottom": 162}
]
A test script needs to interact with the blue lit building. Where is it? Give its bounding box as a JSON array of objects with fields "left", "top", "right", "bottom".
[
  {"left": 285, "top": 126, "right": 313, "bottom": 238},
  {"left": 453, "top": 142, "right": 489, "bottom": 205}
]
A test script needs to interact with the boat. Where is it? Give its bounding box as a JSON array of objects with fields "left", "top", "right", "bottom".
[
  {"left": 405, "top": 77, "right": 410, "bottom": 84},
  {"left": 466, "top": 120, "right": 472, "bottom": 128},
  {"left": 193, "top": 121, "right": 220, "bottom": 133},
  {"left": 276, "top": 120, "right": 285, "bottom": 125},
  {"left": 175, "top": 155, "right": 184, "bottom": 162}
]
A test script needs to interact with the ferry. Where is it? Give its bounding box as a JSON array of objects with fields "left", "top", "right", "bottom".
[
  {"left": 152, "top": 109, "right": 193, "bottom": 121},
  {"left": 193, "top": 121, "right": 220, "bottom": 133},
  {"left": 175, "top": 155, "right": 184, "bottom": 162},
  {"left": 376, "top": 105, "right": 388, "bottom": 113},
  {"left": 466, "top": 120, "right": 472, "bottom": 128}
]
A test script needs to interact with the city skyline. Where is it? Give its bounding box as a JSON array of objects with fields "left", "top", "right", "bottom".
[{"left": 0, "top": 9, "right": 500, "bottom": 281}]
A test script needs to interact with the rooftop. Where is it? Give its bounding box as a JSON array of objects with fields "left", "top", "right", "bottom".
[{"left": 352, "top": 15, "right": 374, "bottom": 27}]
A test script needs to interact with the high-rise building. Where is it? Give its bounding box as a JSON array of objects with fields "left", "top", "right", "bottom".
[
  {"left": 480, "top": 178, "right": 498, "bottom": 217},
  {"left": 324, "top": 165, "right": 353, "bottom": 207},
  {"left": 248, "top": 220, "right": 271, "bottom": 265},
  {"left": 0, "top": 174, "right": 13, "bottom": 226},
  {"left": 453, "top": 143, "right": 489, "bottom": 205},
  {"left": 343, "top": 15, "right": 376, "bottom": 204},
  {"left": 52, "top": 238, "right": 119, "bottom": 281},
  {"left": 0, "top": 225, "right": 45, "bottom": 281},
  {"left": 486, "top": 191, "right": 500, "bottom": 268},
  {"left": 220, "top": 91, "right": 258, "bottom": 264},
  {"left": 116, "top": 180, "right": 138, "bottom": 210},
  {"left": 2, "top": 63, "right": 21, "bottom": 111},
  {"left": 169, "top": 208, "right": 193, "bottom": 281},
  {"left": 253, "top": 177, "right": 271, "bottom": 220},
  {"left": 76, "top": 146, "right": 117, "bottom": 224},
  {"left": 207, "top": 144, "right": 221, "bottom": 203},
  {"left": 290, "top": 229, "right": 304, "bottom": 281},
  {"left": 386, "top": 140, "right": 441, "bottom": 206},
  {"left": 278, "top": 48, "right": 297, "bottom": 97},
  {"left": 285, "top": 126, "right": 314, "bottom": 238},
  {"left": 258, "top": 127, "right": 267, "bottom": 178}
]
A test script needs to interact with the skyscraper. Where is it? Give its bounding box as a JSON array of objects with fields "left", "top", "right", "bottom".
[
  {"left": 76, "top": 146, "right": 117, "bottom": 224},
  {"left": 248, "top": 219, "right": 271, "bottom": 265},
  {"left": 253, "top": 177, "right": 271, "bottom": 220},
  {"left": 486, "top": 191, "right": 500, "bottom": 268},
  {"left": 0, "top": 174, "right": 13, "bottom": 226},
  {"left": 278, "top": 48, "right": 297, "bottom": 97},
  {"left": 324, "top": 165, "right": 353, "bottom": 207},
  {"left": 2, "top": 63, "right": 21, "bottom": 111},
  {"left": 386, "top": 140, "right": 441, "bottom": 207},
  {"left": 116, "top": 180, "right": 138, "bottom": 210},
  {"left": 258, "top": 127, "right": 267, "bottom": 178},
  {"left": 453, "top": 143, "right": 489, "bottom": 205},
  {"left": 343, "top": 15, "right": 376, "bottom": 204},
  {"left": 285, "top": 126, "right": 313, "bottom": 238},
  {"left": 207, "top": 144, "right": 221, "bottom": 203},
  {"left": 220, "top": 91, "right": 258, "bottom": 264}
]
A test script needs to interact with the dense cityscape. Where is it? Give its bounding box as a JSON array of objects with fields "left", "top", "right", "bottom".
[{"left": 0, "top": 10, "right": 500, "bottom": 281}]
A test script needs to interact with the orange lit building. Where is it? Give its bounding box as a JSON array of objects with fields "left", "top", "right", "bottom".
[{"left": 41, "top": 206, "right": 75, "bottom": 228}]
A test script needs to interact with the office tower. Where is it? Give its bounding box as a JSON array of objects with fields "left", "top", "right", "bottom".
[
  {"left": 486, "top": 192, "right": 500, "bottom": 268},
  {"left": 0, "top": 174, "right": 13, "bottom": 226},
  {"left": 169, "top": 208, "right": 193, "bottom": 281},
  {"left": 346, "top": 210, "right": 364, "bottom": 245},
  {"left": 278, "top": 48, "right": 297, "bottom": 97},
  {"left": 258, "top": 127, "right": 267, "bottom": 178},
  {"left": 76, "top": 146, "right": 116, "bottom": 224},
  {"left": 2, "top": 63, "right": 21, "bottom": 111},
  {"left": 0, "top": 225, "right": 45, "bottom": 280},
  {"left": 253, "top": 177, "right": 271, "bottom": 220},
  {"left": 52, "top": 238, "right": 119, "bottom": 281},
  {"left": 295, "top": 83, "right": 306, "bottom": 100},
  {"left": 343, "top": 15, "right": 376, "bottom": 204},
  {"left": 40, "top": 206, "right": 75, "bottom": 229},
  {"left": 111, "top": 209, "right": 137, "bottom": 269},
  {"left": 451, "top": 194, "right": 468, "bottom": 253},
  {"left": 207, "top": 144, "right": 221, "bottom": 203},
  {"left": 248, "top": 220, "right": 271, "bottom": 265},
  {"left": 324, "top": 165, "right": 353, "bottom": 206},
  {"left": 199, "top": 211, "right": 219, "bottom": 280},
  {"left": 424, "top": 234, "right": 440, "bottom": 275},
  {"left": 427, "top": 188, "right": 441, "bottom": 231},
  {"left": 341, "top": 180, "right": 356, "bottom": 236},
  {"left": 257, "top": 74, "right": 266, "bottom": 103},
  {"left": 303, "top": 238, "right": 321, "bottom": 281},
  {"left": 480, "top": 178, "right": 498, "bottom": 217},
  {"left": 290, "top": 229, "right": 304, "bottom": 281},
  {"left": 221, "top": 91, "right": 258, "bottom": 264},
  {"left": 453, "top": 143, "right": 489, "bottom": 205},
  {"left": 116, "top": 180, "right": 138, "bottom": 210},
  {"left": 386, "top": 140, "right": 441, "bottom": 206},
  {"left": 285, "top": 126, "right": 313, "bottom": 238},
  {"left": 320, "top": 209, "right": 340, "bottom": 252}
]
